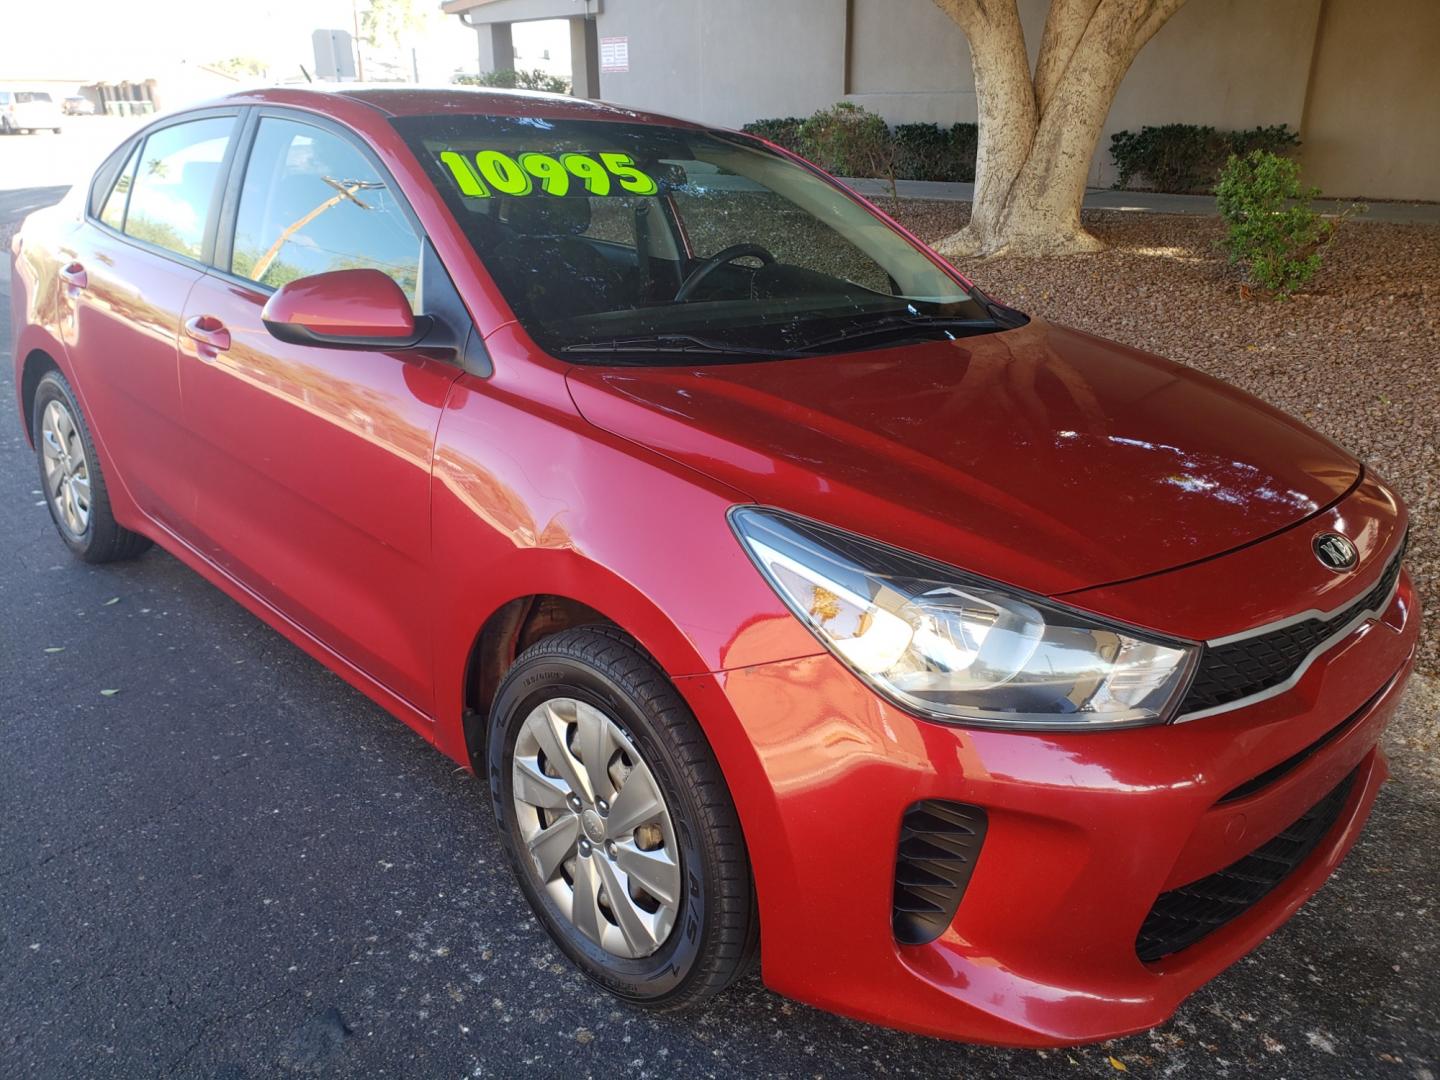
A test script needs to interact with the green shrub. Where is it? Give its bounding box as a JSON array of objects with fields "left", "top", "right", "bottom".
[
  {"left": 1216, "top": 150, "right": 1335, "bottom": 297},
  {"left": 948, "top": 123, "right": 978, "bottom": 182},
  {"left": 744, "top": 113, "right": 979, "bottom": 183},
  {"left": 455, "top": 69, "right": 572, "bottom": 94},
  {"left": 1110, "top": 124, "right": 1223, "bottom": 192},
  {"left": 1228, "top": 124, "right": 1303, "bottom": 159},
  {"left": 1110, "top": 123, "right": 1299, "bottom": 193},
  {"left": 740, "top": 117, "right": 807, "bottom": 154},
  {"left": 893, "top": 122, "right": 978, "bottom": 182},
  {"left": 892, "top": 123, "right": 949, "bottom": 180},
  {"left": 797, "top": 102, "right": 894, "bottom": 180}
]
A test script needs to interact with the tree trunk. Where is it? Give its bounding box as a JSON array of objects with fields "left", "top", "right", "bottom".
[{"left": 933, "top": 0, "right": 1188, "bottom": 258}]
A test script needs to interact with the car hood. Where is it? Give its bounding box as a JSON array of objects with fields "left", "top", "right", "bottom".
[{"left": 565, "top": 319, "right": 1360, "bottom": 598}]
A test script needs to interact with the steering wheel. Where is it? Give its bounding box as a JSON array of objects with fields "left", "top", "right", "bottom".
[{"left": 674, "top": 243, "right": 776, "bottom": 302}]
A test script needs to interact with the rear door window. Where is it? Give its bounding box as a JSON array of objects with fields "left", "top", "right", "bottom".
[
  {"left": 99, "top": 144, "right": 140, "bottom": 230},
  {"left": 229, "top": 117, "right": 420, "bottom": 304},
  {"left": 124, "top": 117, "right": 235, "bottom": 260}
]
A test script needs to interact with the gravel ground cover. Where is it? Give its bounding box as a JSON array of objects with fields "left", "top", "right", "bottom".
[{"left": 889, "top": 203, "right": 1440, "bottom": 680}]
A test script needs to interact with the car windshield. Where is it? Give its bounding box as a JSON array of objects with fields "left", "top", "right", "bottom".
[
  {"left": 17, "top": 92, "right": 53, "bottom": 103},
  {"left": 392, "top": 113, "right": 1014, "bottom": 363}
]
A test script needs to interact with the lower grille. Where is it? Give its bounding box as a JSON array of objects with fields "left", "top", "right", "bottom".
[
  {"left": 892, "top": 800, "right": 987, "bottom": 946},
  {"left": 1136, "top": 770, "right": 1357, "bottom": 963}
]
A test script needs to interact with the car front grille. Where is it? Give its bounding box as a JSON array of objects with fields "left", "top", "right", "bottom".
[
  {"left": 1177, "top": 537, "right": 1407, "bottom": 717},
  {"left": 1135, "top": 770, "right": 1357, "bottom": 963},
  {"left": 892, "top": 800, "right": 987, "bottom": 946}
]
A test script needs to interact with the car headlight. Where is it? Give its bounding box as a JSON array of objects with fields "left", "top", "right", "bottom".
[{"left": 730, "top": 507, "right": 1198, "bottom": 730}]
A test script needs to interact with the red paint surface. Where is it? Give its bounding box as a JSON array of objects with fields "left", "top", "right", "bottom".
[
  {"left": 260, "top": 268, "right": 418, "bottom": 340},
  {"left": 8, "top": 87, "right": 1420, "bottom": 1045}
]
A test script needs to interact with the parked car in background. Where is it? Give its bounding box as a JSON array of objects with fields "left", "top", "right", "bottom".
[
  {"left": 8, "top": 87, "right": 1418, "bottom": 1046},
  {"left": 0, "top": 89, "right": 62, "bottom": 133},
  {"left": 63, "top": 95, "right": 96, "bottom": 117}
]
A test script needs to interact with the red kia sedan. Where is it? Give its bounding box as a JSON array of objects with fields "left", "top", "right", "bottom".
[{"left": 9, "top": 87, "right": 1418, "bottom": 1046}]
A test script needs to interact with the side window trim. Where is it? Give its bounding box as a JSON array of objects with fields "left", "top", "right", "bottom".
[
  {"left": 118, "top": 148, "right": 139, "bottom": 232},
  {"left": 198, "top": 109, "right": 250, "bottom": 267},
  {"left": 212, "top": 106, "right": 427, "bottom": 297},
  {"left": 84, "top": 108, "right": 245, "bottom": 273},
  {"left": 212, "top": 107, "right": 262, "bottom": 278}
]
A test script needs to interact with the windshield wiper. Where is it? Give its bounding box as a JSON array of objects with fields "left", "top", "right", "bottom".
[
  {"left": 559, "top": 316, "right": 1007, "bottom": 364},
  {"left": 786, "top": 315, "right": 1002, "bottom": 353},
  {"left": 560, "top": 333, "right": 810, "bottom": 361}
]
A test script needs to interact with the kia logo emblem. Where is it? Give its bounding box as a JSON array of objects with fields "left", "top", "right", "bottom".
[{"left": 1313, "top": 533, "right": 1358, "bottom": 571}]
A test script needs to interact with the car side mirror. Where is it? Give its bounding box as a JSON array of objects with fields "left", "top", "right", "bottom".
[{"left": 260, "top": 268, "right": 431, "bottom": 350}]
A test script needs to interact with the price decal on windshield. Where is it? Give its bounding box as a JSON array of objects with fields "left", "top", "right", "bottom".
[{"left": 438, "top": 150, "right": 658, "bottom": 198}]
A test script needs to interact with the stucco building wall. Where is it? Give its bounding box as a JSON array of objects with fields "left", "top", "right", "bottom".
[
  {"left": 447, "top": 0, "right": 1440, "bottom": 201},
  {"left": 1300, "top": 0, "right": 1440, "bottom": 201}
]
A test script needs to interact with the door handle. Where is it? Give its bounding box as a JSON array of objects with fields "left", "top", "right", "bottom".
[
  {"left": 59, "top": 262, "right": 87, "bottom": 290},
  {"left": 184, "top": 314, "right": 231, "bottom": 356}
]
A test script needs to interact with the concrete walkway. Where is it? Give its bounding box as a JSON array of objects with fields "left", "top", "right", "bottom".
[{"left": 840, "top": 177, "right": 1440, "bottom": 225}]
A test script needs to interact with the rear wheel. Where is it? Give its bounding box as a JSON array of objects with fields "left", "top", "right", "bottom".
[
  {"left": 487, "top": 626, "right": 756, "bottom": 1010},
  {"left": 32, "top": 370, "right": 151, "bottom": 563}
]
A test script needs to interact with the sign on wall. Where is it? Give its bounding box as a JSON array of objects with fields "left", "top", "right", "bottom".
[{"left": 600, "top": 36, "right": 630, "bottom": 73}]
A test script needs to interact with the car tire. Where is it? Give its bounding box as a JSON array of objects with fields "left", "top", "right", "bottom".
[
  {"left": 32, "top": 369, "right": 152, "bottom": 563},
  {"left": 487, "top": 624, "right": 757, "bottom": 1011}
]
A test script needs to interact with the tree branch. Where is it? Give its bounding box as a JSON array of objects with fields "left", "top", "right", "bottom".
[
  {"left": 932, "top": 0, "right": 997, "bottom": 38},
  {"left": 1134, "top": 0, "right": 1190, "bottom": 52},
  {"left": 1034, "top": 0, "right": 1102, "bottom": 114}
]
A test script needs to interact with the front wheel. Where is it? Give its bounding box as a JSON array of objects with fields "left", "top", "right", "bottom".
[{"left": 487, "top": 626, "right": 757, "bottom": 1010}]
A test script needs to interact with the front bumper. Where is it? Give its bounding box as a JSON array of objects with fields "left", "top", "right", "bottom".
[{"left": 678, "top": 553, "right": 1419, "bottom": 1046}]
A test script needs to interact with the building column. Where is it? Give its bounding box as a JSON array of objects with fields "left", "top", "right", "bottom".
[
  {"left": 476, "top": 21, "right": 515, "bottom": 75},
  {"left": 570, "top": 16, "right": 599, "bottom": 99}
]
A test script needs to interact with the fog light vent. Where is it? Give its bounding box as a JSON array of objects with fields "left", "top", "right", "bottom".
[{"left": 892, "top": 800, "right": 988, "bottom": 946}]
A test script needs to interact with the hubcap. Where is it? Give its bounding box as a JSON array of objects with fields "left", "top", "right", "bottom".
[
  {"left": 39, "top": 400, "right": 91, "bottom": 537},
  {"left": 580, "top": 809, "right": 606, "bottom": 843},
  {"left": 511, "top": 697, "right": 681, "bottom": 959}
]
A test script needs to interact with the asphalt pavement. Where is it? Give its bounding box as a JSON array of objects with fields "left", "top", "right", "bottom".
[{"left": 2, "top": 178, "right": 1437, "bottom": 1079}]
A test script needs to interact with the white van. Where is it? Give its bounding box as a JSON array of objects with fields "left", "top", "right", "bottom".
[{"left": 0, "top": 90, "right": 63, "bottom": 134}]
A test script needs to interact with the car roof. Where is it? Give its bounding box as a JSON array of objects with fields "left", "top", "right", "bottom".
[{"left": 210, "top": 85, "right": 707, "bottom": 130}]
